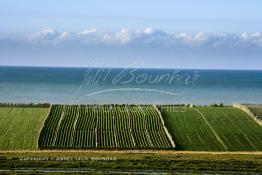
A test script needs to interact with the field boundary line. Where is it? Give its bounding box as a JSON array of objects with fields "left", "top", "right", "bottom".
[
  {"left": 70, "top": 105, "right": 80, "bottom": 147},
  {"left": 233, "top": 103, "right": 262, "bottom": 126},
  {"left": 153, "top": 105, "right": 176, "bottom": 148},
  {"left": 37, "top": 104, "right": 52, "bottom": 149},
  {"left": 52, "top": 106, "right": 66, "bottom": 147},
  {"left": 193, "top": 108, "right": 228, "bottom": 151}
]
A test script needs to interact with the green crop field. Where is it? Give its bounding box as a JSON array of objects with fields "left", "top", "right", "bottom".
[
  {"left": 161, "top": 106, "right": 262, "bottom": 151},
  {"left": 0, "top": 107, "right": 49, "bottom": 150},
  {"left": 1, "top": 105, "right": 262, "bottom": 151},
  {"left": 38, "top": 105, "right": 172, "bottom": 149}
]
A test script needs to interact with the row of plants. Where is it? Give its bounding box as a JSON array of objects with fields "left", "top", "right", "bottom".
[
  {"left": 38, "top": 105, "right": 64, "bottom": 148},
  {"left": 38, "top": 104, "right": 173, "bottom": 149}
]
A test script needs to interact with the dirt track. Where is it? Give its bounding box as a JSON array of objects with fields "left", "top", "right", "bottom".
[{"left": 1, "top": 149, "right": 262, "bottom": 155}]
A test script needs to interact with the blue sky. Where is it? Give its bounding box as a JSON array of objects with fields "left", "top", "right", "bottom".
[
  {"left": 1, "top": 0, "right": 262, "bottom": 36},
  {"left": 0, "top": 0, "right": 262, "bottom": 69}
]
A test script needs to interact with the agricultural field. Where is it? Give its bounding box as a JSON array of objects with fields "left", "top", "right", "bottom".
[
  {"left": 38, "top": 105, "right": 172, "bottom": 149},
  {"left": 0, "top": 107, "right": 49, "bottom": 150},
  {"left": 1, "top": 104, "right": 262, "bottom": 151},
  {"left": 161, "top": 106, "right": 262, "bottom": 151}
]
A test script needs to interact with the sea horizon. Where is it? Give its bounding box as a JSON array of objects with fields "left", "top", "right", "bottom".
[
  {"left": 0, "top": 66, "right": 262, "bottom": 105},
  {"left": 1, "top": 65, "right": 262, "bottom": 71}
]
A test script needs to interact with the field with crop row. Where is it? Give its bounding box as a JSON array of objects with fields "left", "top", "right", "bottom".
[
  {"left": 1, "top": 105, "right": 261, "bottom": 151},
  {"left": 161, "top": 106, "right": 262, "bottom": 151},
  {"left": 38, "top": 105, "right": 172, "bottom": 149}
]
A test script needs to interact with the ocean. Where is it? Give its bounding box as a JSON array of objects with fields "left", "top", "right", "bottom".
[{"left": 0, "top": 66, "right": 262, "bottom": 105}]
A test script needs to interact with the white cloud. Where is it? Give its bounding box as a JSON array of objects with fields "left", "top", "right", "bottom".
[
  {"left": 241, "top": 32, "right": 249, "bottom": 40},
  {"left": 194, "top": 32, "right": 207, "bottom": 42},
  {"left": 78, "top": 28, "right": 97, "bottom": 35},
  {"left": 28, "top": 28, "right": 60, "bottom": 44},
  {"left": 19, "top": 28, "right": 262, "bottom": 49},
  {"left": 175, "top": 32, "right": 208, "bottom": 46},
  {"left": 114, "top": 29, "right": 132, "bottom": 44},
  {"left": 143, "top": 27, "right": 154, "bottom": 34}
]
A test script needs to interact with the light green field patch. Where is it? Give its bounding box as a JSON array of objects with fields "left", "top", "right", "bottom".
[
  {"left": 0, "top": 107, "right": 49, "bottom": 150},
  {"left": 161, "top": 106, "right": 262, "bottom": 151},
  {"left": 161, "top": 107, "right": 225, "bottom": 151},
  {"left": 198, "top": 107, "right": 262, "bottom": 151}
]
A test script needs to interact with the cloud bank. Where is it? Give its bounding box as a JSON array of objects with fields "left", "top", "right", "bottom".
[
  {"left": 24, "top": 28, "right": 262, "bottom": 48},
  {"left": 1, "top": 28, "right": 262, "bottom": 69}
]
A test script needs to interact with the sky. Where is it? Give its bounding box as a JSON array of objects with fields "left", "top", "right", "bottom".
[{"left": 0, "top": 0, "right": 262, "bottom": 69}]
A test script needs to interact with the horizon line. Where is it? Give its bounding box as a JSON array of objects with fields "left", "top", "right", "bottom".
[{"left": 0, "top": 64, "right": 262, "bottom": 71}]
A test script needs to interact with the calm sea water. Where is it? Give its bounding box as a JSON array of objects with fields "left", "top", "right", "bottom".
[{"left": 0, "top": 66, "right": 262, "bottom": 105}]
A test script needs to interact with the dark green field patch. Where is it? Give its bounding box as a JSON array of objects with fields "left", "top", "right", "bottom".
[{"left": 38, "top": 105, "right": 173, "bottom": 149}]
